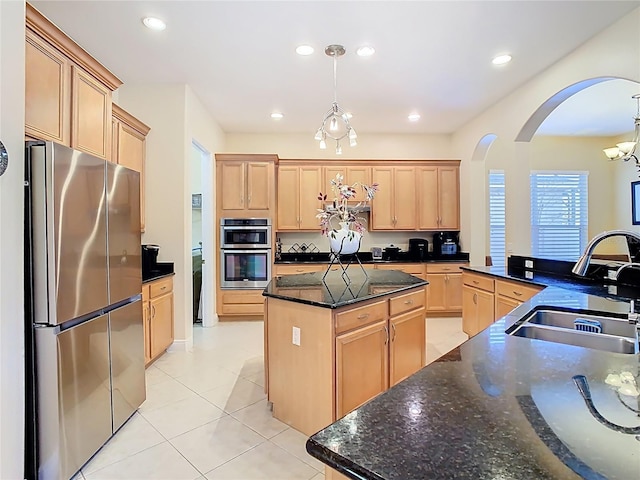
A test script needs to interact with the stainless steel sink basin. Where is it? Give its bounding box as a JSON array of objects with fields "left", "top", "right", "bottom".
[{"left": 506, "top": 308, "right": 639, "bottom": 354}]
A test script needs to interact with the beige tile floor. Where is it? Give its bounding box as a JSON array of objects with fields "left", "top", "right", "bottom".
[{"left": 74, "top": 317, "right": 467, "bottom": 480}]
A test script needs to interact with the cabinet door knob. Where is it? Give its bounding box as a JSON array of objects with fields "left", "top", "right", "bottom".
[
  {"left": 391, "top": 323, "right": 397, "bottom": 342},
  {"left": 384, "top": 325, "right": 389, "bottom": 345},
  {"left": 473, "top": 293, "right": 478, "bottom": 304},
  {"left": 151, "top": 305, "right": 156, "bottom": 318}
]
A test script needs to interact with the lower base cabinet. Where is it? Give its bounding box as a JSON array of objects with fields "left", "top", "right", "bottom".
[
  {"left": 217, "top": 289, "right": 265, "bottom": 318},
  {"left": 143, "top": 276, "right": 174, "bottom": 366},
  {"left": 425, "top": 262, "right": 467, "bottom": 314},
  {"left": 266, "top": 286, "right": 426, "bottom": 435}
]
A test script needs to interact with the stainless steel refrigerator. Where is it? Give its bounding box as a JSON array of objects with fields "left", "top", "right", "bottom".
[{"left": 24, "top": 141, "right": 146, "bottom": 480}]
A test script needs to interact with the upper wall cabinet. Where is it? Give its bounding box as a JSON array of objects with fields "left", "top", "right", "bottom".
[
  {"left": 371, "top": 166, "right": 417, "bottom": 230},
  {"left": 323, "top": 166, "right": 372, "bottom": 204},
  {"left": 112, "top": 104, "right": 150, "bottom": 232},
  {"left": 215, "top": 154, "right": 277, "bottom": 218},
  {"left": 277, "top": 164, "right": 322, "bottom": 231},
  {"left": 25, "top": 3, "right": 122, "bottom": 159},
  {"left": 417, "top": 163, "right": 460, "bottom": 230}
]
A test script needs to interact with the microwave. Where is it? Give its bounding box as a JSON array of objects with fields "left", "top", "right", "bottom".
[{"left": 220, "top": 218, "right": 271, "bottom": 248}]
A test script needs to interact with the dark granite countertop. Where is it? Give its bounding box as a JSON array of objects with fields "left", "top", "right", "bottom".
[
  {"left": 262, "top": 269, "right": 427, "bottom": 309},
  {"left": 462, "top": 265, "right": 640, "bottom": 302},
  {"left": 142, "top": 262, "right": 175, "bottom": 283},
  {"left": 275, "top": 251, "right": 470, "bottom": 264},
  {"left": 306, "top": 285, "right": 639, "bottom": 479}
]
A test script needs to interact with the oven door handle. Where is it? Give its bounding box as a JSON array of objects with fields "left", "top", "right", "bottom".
[{"left": 220, "top": 249, "right": 271, "bottom": 254}]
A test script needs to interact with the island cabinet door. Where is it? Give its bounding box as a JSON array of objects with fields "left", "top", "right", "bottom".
[
  {"left": 389, "top": 308, "right": 426, "bottom": 386},
  {"left": 335, "top": 320, "right": 389, "bottom": 417}
]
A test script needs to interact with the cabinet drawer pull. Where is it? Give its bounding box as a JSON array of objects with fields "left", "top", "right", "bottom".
[
  {"left": 443, "top": 267, "right": 451, "bottom": 271},
  {"left": 404, "top": 299, "right": 413, "bottom": 305},
  {"left": 513, "top": 291, "right": 523, "bottom": 296},
  {"left": 472, "top": 280, "right": 479, "bottom": 285},
  {"left": 161, "top": 286, "right": 167, "bottom": 290},
  {"left": 357, "top": 313, "right": 370, "bottom": 320},
  {"left": 296, "top": 269, "right": 304, "bottom": 272}
]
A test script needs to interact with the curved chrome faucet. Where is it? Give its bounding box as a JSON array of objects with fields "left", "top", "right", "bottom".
[
  {"left": 572, "top": 375, "right": 640, "bottom": 435},
  {"left": 571, "top": 230, "right": 640, "bottom": 277}
]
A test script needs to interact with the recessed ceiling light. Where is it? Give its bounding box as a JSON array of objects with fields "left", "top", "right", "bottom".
[
  {"left": 408, "top": 113, "right": 421, "bottom": 122},
  {"left": 492, "top": 54, "right": 512, "bottom": 65},
  {"left": 270, "top": 112, "right": 284, "bottom": 120},
  {"left": 142, "top": 17, "right": 166, "bottom": 31},
  {"left": 296, "top": 45, "right": 314, "bottom": 56},
  {"left": 356, "top": 45, "right": 375, "bottom": 57}
]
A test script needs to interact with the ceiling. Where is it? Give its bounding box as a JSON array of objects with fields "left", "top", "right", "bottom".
[{"left": 31, "top": 1, "right": 640, "bottom": 137}]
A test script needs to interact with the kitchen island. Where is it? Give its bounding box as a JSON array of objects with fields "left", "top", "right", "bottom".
[
  {"left": 262, "top": 268, "right": 427, "bottom": 436},
  {"left": 306, "top": 283, "right": 639, "bottom": 480}
]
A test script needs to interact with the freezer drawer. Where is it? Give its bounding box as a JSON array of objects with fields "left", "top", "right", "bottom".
[
  {"left": 36, "top": 315, "right": 112, "bottom": 480},
  {"left": 110, "top": 299, "right": 146, "bottom": 431}
]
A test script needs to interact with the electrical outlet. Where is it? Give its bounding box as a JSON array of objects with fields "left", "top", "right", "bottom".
[
  {"left": 292, "top": 326, "right": 301, "bottom": 346},
  {"left": 607, "top": 269, "right": 617, "bottom": 280},
  {"left": 525, "top": 260, "right": 534, "bottom": 269},
  {"left": 525, "top": 271, "right": 534, "bottom": 279}
]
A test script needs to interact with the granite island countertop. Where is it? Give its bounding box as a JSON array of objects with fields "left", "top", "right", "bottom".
[
  {"left": 306, "top": 285, "right": 640, "bottom": 480},
  {"left": 262, "top": 268, "right": 427, "bottom": 309}
]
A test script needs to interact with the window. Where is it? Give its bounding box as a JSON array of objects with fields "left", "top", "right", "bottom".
[
  {"left": 489, "top": 171, "right": 506, "bottom": 267},
  {"left": 530, "top": 171, "right": 588, "bottom": 261}
]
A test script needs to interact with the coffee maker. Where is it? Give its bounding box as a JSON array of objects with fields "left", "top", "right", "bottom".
[{"left": 432, "top": 232, "right": 460, "bottom": 256}]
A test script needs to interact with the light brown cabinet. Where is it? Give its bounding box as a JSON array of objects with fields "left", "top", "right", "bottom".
[
  {"left": 494, "top": 279, "right": 543, "bottom": 320},
  {"left": 215, "top": 154, "right": 276, "bottom": 216},
  {"left": 143, "top": 276, "right": 174, "bottom": 366},
  {"left": 371, "top": 166, "right": 417, "bottom": 230},
  {"left": 112, "top": 104, "right": 150, "bottom": 232},
  {"left": 425, "top": 263, "right": 467, "bottom": 314},
  {"left": 323, "top": 166, "right": 372, "bottom": 203},
  {"left": 25, "top": 4, "right": 121, "bottom": 158},
  {"left": 336, "top": 319, "right": 389, "bottom": 417},
  {"left": 277, "top": 165, "right": 323, "bottom": 230},
  {"left": 266, "top": 285, "right": 426, "bottom": 435},
  {"left": 462, "top": 271, "right": 545, "bottom": 337},
  {"left": 217, "top": 289, "right": 265, "bottom": 318},
  {"left": 461, "top": 271, "right": 495, "bottom": 337},
  {"left": 417, "top": 165, "right": 460, "bottom": 230}
]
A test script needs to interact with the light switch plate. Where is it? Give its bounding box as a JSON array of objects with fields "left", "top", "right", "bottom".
[{"left": 292, "top": 326, "right": 301, "bottom": 346}]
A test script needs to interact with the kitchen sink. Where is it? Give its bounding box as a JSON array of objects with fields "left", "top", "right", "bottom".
[{"left": 506, "top": 308, "right": 639, "bottom": 354}]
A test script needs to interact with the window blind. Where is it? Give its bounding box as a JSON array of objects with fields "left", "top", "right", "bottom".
[
  {"left": 530, "top": 172, "right": 588, "bottom": 261},
  {"left": 489, "top": 171, "right": 506, "bottom": 268}
]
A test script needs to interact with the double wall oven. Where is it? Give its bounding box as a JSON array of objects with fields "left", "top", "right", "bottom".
[{"left": 220, "top": 218, "right": 272, "bottom": 288}]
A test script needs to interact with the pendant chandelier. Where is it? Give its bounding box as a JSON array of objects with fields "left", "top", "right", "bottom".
[
  {"left": 603, "top": 94, "right": 640, "bottom": 173},
  {"left": 314, "top": 45, "right": 357, "bottom": 155}
]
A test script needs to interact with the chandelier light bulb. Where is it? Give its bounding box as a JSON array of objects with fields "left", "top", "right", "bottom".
[
  {"left": 603, "top": 147, "right": 620, "bottom": 160},
  {"left": 603, "top": 94, "right": 640, "bottom": 174},
  {"left": 314, "top": 44, "right": 358, "bottom": 154},
  {"left": 617, "top": 141, "right": 636, "bottom": 155}
]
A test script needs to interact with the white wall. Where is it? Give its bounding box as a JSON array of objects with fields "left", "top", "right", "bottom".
[
  {"left": 225, "top": 132, "right": 453, "bottom": 159},
  {"left": 452, "top": 7, "right": 640, "bottom": 265},
  {"left": 0, "top": 1, "right": 25, "bottom": 478},
  {"left": 117, "top": 83, "right": 224, "bottom": 346}
]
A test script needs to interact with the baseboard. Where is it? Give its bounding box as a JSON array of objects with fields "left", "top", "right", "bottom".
[{"left": 168, "top": 336, "right": 193, "bottom": 352}]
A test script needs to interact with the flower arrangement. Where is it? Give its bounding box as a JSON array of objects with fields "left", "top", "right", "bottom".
[{"left": 316, "top": 173, "right": 379, "bottom": 238}]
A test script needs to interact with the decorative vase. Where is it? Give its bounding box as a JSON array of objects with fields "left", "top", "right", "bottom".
[{"left": 329, "top": 222, "right": 361, "bottom": 255}]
